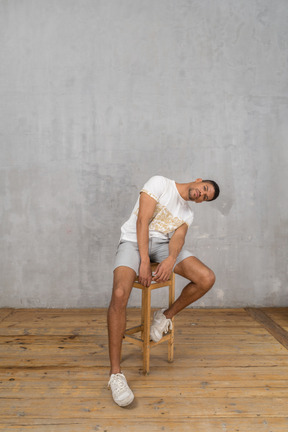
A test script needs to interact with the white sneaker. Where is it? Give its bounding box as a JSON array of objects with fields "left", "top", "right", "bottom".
[
  {"left": 108, "top": 373, "right": 134, "bottom": 407},
  {"left": 150, "top": 308, "right": 173, "bottom": 342}
]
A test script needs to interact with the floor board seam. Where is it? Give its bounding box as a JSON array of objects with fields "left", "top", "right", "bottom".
[{"left": 244, "top": 308, "right": 288, "bottom": 351}]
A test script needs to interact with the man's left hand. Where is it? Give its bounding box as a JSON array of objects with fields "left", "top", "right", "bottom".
[{"left": 152, "top": 256, "right": 176, "bottom": 282}]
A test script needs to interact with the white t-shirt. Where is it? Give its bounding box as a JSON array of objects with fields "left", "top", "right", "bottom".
[{"left": 120, "top": 176, "right": 194, "bottom": 242}]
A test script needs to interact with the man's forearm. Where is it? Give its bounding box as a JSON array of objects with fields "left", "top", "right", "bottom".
[
  {"left": 136, "top": 218, "right": 152, "bottom": 287},
  {"left": 151, "top": 232, "right": 185, "bottom": 282},
  {"left": 136, "top": 218, "right": 150, "bottom": 263}
]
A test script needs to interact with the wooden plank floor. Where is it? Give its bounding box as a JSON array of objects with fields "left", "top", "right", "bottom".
[{"left": 0, "top": 308, "right": 288, "bottom": 431}]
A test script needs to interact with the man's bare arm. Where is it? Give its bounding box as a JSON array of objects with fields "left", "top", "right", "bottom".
[
  {"left": 136, "top": 192, "right": 157, "bottom": 287},
  {"left": 153, "top": 223, "right": 188, "bottom": 282}
]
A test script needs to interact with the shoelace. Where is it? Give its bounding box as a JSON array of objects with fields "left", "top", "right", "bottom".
[{"left": 109, "top": 374, "right": 127, "bottom": 395}]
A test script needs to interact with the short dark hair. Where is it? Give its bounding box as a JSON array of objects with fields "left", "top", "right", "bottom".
[{"left": 203, "top": 180, "right": 220, "bottom": 201}]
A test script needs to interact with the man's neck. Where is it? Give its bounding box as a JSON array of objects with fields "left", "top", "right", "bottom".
[{"left": 175, "top": 182, "right": 190, "bottom": 201}]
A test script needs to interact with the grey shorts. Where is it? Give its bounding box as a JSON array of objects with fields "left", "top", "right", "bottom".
[{"left": 113, "top": 237, "right": 193, "bottom": 274}]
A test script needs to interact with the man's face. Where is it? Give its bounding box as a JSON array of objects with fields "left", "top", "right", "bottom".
[{"left": 188, "top": 179, "right": 215, "bottom": 203}]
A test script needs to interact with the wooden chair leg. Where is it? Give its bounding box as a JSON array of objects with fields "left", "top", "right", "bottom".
[
  {"left": 168, "top": 273, "right": 175, "bottom": 363},
  {"left": 141, "top": 289, "right": 145, "bottom": 341},
  {"left": 124, "top": 267, "right": 176, "bottom": 374},
  {"left": 168, "top": 329, "right": 174, "bottom": 363},
  {"left": 143, "top": 287, "right": 151, "bottom": 375}
]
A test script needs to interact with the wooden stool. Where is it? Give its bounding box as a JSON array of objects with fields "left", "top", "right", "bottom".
[{"left": 123, "top": 263, "right": 175, "bottom": 375}]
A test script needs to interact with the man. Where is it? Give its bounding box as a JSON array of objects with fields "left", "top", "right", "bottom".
[{"left": 107, "top": 175, "right": 220, "bottom": 407}]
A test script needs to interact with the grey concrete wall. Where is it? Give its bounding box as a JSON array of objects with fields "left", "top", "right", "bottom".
[{"left": 0, "top": 0, "right": 287, "bottom": 308}]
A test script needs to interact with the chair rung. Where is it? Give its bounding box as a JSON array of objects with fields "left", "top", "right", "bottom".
[
  {"left": 124, "top": 325, "right": 143, "bottom": 335},
  {"left": 150, "top": 332, "right": 173, "bottom": 347},
  {"left": 123, "top": 334, "right": 143, "bottom": 348},
  {"left": 124, "top": 331, "right": 173, "bottom": 348}
]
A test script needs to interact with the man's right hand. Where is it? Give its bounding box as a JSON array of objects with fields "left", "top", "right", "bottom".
[{"left": 138, "top": 261, "right": 152, "bottom": 287}]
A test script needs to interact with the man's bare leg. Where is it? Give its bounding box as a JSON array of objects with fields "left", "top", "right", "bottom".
[
  {"left": 164, "top": 256, "right": 215, "bottom": 319},
  {"left": 107, "top": 266, "right": 136, "bottom": 374}
]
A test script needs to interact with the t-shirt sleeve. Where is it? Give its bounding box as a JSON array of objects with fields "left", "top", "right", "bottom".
[
  {"left": 184, "top": 212, "right": 194, "bottom": 227},
  {"left": 140, "top": 176, "right": 167, "bottom": 202}
]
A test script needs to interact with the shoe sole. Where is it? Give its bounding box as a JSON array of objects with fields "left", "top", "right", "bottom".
[{"left": 116, "top": 393, "right": 134, "bottom": 407}]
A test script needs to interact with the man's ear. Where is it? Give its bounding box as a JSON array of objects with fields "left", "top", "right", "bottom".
[{"left": 195, "top": 178, "right": 203, "bottom": 183}]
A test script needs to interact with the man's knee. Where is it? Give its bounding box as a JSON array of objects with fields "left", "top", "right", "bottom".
[
  {"left": 110, "top": 285, "right": 129, "bottom": 309},
  {"left": 109, "top": 266, "right": 136, "bottom": 310},
  {"left": 199, "top": 268, "right": 216, "bottom": 292},
  {"left": 177, "top": 257, "right": 216, "bottom": 293},
  {"left": 114, "top": 285, "right": 128, "bottom": 303},
  {"left": 110, "top": 281, "right": 132, "bottom": 310}
]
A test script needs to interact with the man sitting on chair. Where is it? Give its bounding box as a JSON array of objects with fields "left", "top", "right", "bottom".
[{"left": 107, "top": 175, "right": 220, "bottom": 407}]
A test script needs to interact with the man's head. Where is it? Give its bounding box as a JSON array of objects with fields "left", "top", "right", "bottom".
[{"left": 188, "top": 178, "right": 220, "bottom": 203}]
